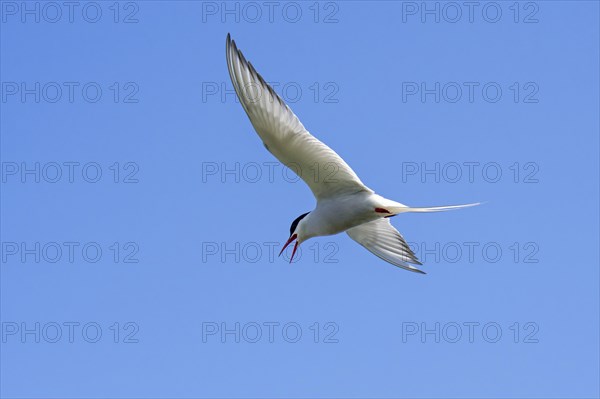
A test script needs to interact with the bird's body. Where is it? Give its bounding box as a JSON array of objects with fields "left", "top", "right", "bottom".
[
  {"left": 301, "top": 192, "right": 394, "bottom": 239},
  {"left": 225, "top": 34, "right": 478, "bottom": 273}
]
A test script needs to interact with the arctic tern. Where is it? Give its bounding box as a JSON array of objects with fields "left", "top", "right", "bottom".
[{"left": 226, "top": 34, "right": 478, "bottom": 273}]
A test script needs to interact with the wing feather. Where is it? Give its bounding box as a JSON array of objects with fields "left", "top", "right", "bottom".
[
  {"left": 346, "top": 219, "right": 425, "bottom": 274},
  {"left": 226, "top": 34, "right": 372, "bottom": 200}
]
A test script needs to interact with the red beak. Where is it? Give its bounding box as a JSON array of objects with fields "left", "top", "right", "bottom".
[{"left": 279, "top": 234, "right": 299, "bottom": 263}]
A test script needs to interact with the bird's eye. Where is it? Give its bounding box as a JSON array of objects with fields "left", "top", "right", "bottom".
[{"left": 289, "top": 212, "right": 310, "bottom": 236}]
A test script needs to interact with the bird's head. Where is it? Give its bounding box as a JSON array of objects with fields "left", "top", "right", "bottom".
[{"left": 278, "top": 212, "right": 310, "bottom": 263}]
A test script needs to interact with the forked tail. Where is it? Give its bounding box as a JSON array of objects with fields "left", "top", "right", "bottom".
[
  {"left": 386, "top": 202, "right": 481, "bottom": 214},
  {"left": 400, "top": 202, "right": 481, "bottom": 213}
]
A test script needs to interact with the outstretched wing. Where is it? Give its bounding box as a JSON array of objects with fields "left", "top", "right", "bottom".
[
  {"left": 226, "top": 34, "right": 372, "bottom": 200},
  {"left": 346, "top": 218, "right": 424, "bottom": 274}
]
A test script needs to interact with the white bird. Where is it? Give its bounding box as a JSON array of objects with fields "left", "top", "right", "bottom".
[{"left": 226, "top": 34, "right": 478, "bottom": 273}]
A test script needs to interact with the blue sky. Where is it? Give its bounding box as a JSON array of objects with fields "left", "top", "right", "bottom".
[{"left": 1, "top": 1, "right": 599, "bottom": 398}]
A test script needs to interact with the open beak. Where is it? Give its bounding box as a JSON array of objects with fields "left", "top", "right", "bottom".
[{"left": 278, "top": 234, "right": 299, "bottom": 263}]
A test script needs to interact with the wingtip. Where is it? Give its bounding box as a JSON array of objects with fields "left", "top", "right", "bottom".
[
  {"left": 402, "top": 263, "right": 426, "bottom": 274},
  {"left": 405, "top": 262, "right": 426, "bottom": 274},
  {"left": 226, "top": 33, "right": 237, "bottom": 53}
]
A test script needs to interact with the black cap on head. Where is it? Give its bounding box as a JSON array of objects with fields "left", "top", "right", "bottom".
[{"left": 289, "top": 212, "right": 309, "bottom": 236}]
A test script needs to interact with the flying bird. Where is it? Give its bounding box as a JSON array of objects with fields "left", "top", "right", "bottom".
[{"left": 225, "top": 34, "right": 478, "bottom": 273}]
